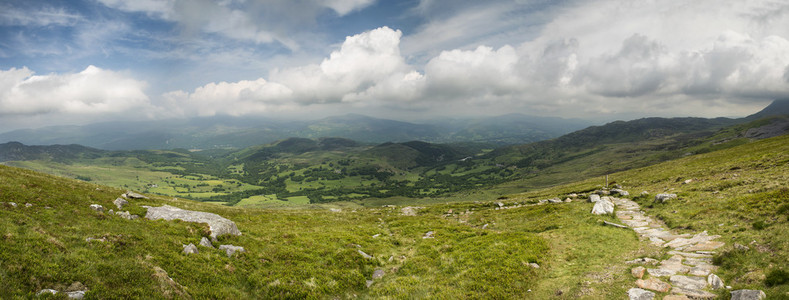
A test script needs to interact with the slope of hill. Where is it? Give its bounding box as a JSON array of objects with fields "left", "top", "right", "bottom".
[{"left": 2, "top": 128, "right": 787, "bottom": 298}]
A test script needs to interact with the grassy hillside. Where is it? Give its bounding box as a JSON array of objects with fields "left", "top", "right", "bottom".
[
  {"left": 1, "top": 131, "right": 787, "bottom": 298},
  {"left": 0, "top": 164, "right": 645, "bottom": 298}
]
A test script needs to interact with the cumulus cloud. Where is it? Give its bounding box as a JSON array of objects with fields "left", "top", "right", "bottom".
[
  {"left": 162, "top": 78, "right": 292, "bottom": 116},
  {"left": 0, "top": 66, "right": 150, "bottom": 116}
]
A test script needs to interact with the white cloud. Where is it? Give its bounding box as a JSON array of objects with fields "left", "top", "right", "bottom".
[
  {"left": 270, "top": 26, "right": 411, "bottom": 104},
  {"left": 324, "top": 0, "right": 376, "bottom": 16},
  {"left": 0, "top": 5, "right": 82, "bottom": 27},
  {"left": 162, "top": 78, "right": 293, "bottom": 116},
  {"left": 0, "top": 66, "right": 150, "bottom": 116}
]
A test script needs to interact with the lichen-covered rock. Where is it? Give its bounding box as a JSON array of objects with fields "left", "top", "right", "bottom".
[
  {"left": 627, "top": 288, "right": 654, "bottom": 300},
  {"left": 219, "top": 244, "right": 245, "bottom": 257},
  {"left": 199, "top": 236, "right": 214, "bottom": 248},
  {"left": 182, "top": 243, "right": 199, "bottom": 254},
  {"left": 707, "top": 273, "right": 724, "bottom": 289},
  {"left": 113, "top": 197, "right": 129, "bottom": 209},
  {"left": 654, "top": 193, "right": 677, "bottom": 202},
  {"left": 89, "top": 204, "right": 104, "bottom": 212},
  {"left": 124, "top": 191, "right": 148, "bottom": 199},
  {"left": 591, "top": 198, "right": 614, "bottom": 215},
  {"left": 730, "top": 289, "right": 766, "bottom": 300},
  {"left": 143, "top": 205, "right": 241, "bottom": 238},
  {"left": 589, "top": 194, "right": 601, "bottom": 203}
]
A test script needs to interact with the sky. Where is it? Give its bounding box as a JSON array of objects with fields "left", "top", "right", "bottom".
[{"left": 1, "top": 0, "right": 789, "bottom": 131}]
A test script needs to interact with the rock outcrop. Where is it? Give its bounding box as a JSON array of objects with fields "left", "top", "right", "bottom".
[
  {"left": 89, "top": 204, "right": 105, "bottom": 212},
  {"left": 143, "top": 205, "right": 241, "bottom": 239},
  {"left": 731, "top": 289, "right": 766, "bottom": 300}
]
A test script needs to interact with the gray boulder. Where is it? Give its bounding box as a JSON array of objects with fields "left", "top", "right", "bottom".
[
  {"left": 654, "top": 193, "right": 677, "bottom": 202},
  {"left": 113, "top": 198, "right": 129, "bottom": 209},
  {"left": 357, "top": 249, "right": 374, "bottom": 259},
  {"left": 627, "top": 288, "right": 654, "bottom": 300},
  {"left": 591, "top": 199, "right": 614, "bottom": 215},
  {"left": 124, "top": 191, "right": 148, "bottom": 199},
  {"left": 9, "top": 202, "right": 18, "bottom": 208},
  {"left": 611, "top": 188, "right": 630, "bottom": 196},
  {"left": 219, "top": 245, "right": 245, "bottom": 257},
  {"left": 589, "top": 194, "right": 601, "bottom": 203},
  {"left": 89, "top": 204, "right": 105, "bottom": 212},
  {"left": 707, "top": 273, "right": 724, "bottom": 289},
  {"left": 731, "top": 290, "right": 766, "bottom": 300},
  {"left": 199, "top": 236, "right": 214, "bottom": 248},
  {"left": 182, "top": 243, "right": 199, "bottom": 254},
  {"left": 144, "top": 205, "right": 241, "bottom": 238}
]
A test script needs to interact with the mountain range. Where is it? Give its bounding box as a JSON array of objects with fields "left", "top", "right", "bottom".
[{"left": 0, "top": 113, "right": 592, "bottom": 150}]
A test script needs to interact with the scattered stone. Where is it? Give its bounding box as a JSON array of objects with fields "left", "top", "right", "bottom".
[
  {"left": 113, "top": 198, "right": 128, "bottom": 209},
  {"left": 422, "top": 231, "right": 434, "bottom": 239},
  {"left": 589, "top": 194, "right": 601, "bottom": 203},
  {"left": 9, "top": 202, "right": 17, "bottom": 208},
  {"left": 528, "top": 263, "right": 540, "bottom": 269},
  {"left": 662, "top": 295, "right": 690, "bottom": 300},
  {"left": 65, "top": 291, "right": 86, "bottom": 299},
  {"left": 625, "top": 257, "right": 660, "bottom": 265},
  {"left": 144, "top": 205, "right": 241, "bottom": 238},
  {"left": 37, "top": 289, "right": 59, "bottom": 296},
  {"left": 372, "top": 234, "right": 380, "bottom": 238},
  {"left": 612, "top": 188, "right": 630, "bottom": 196},
  {"left": 85, "top": 237, "right": 106, "bottom": 242},
  {"left": 89, "top": 204, "right": 104, "bottom": 212},
  {"left": 655, "top": 193, "right": 677, "bottom": 202},
  {"left": 124, "top": 191, "right": 148, "bottom": 199},
  {"left": 65, "top": 281, "right": 87, "bottom": 293},
  {"left": 627, "top": 287, "right": 655, "bottom": 300},
  {"left": 329, "top": 208, "right": 342, "bottom": 212},
  {"left": 199, "top": 237, "right": 214, "bottom": 248},
  {"left": 564, "top": 198, "right": 572, "bottom": 202},
  {"left": 357, "top": 249, "right": 373, "bottom": 259},
  {"left": 636, "top": 278, "right": 671, "bottom": 293},
  {"left": 108, "top": 209, "right": 114, "bottom": 214},
  {"left": 495, "top": 202, "right": 504, "bottom": 207},
  {"left": 604, "top": 221, "right": 628, "bottom": 228},
  {"left": 372, "top": 269, "right": 385, "bottom": 280},
  {"left": 182, "top": 243, "right": 199, "bottom": 254},
  {"left": 707, "top": 273, "right": 724, "bottom": 290},
  {"left": 733, "top": 243, "right": 750, "bottom": 251},
  {"left": 631, "top": 266, "right": 646, "bottom": 279},
  {"left": 683, "top": 179, "right": 693, "bottom": 184},
  {"left": 218, "top": 245, "right": 245, "bottom": 257},
  {"left": 568, "top": 193, "right": 578, "bottom": 198},
  {"left": 591, "top": 198, "right": 614, "bottom": 215},
  {"left": 115, "top": 211, "right": 139, "bottom": 220},
  {"left": 25, "top": 203, "right": 32, "bottom": 207},
  {"left": 547, "top": 198, "right": 562, "bottom": 203},
  {"left": 401, "top": 206, "right": 421, "bottom": 216},
  {"left": 641, "top": 191, "right": 649, "bottom": 196},
  {"left": 482, "top": 224, "right": 489, "bottom": 229},
  {"left": 730, "top": 289, "right": 766, "bottom": 300}
]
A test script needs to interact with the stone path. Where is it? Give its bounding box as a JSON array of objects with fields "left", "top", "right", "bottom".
[{"left": 613, "top": 197, "right": 727, "bottom": 300}]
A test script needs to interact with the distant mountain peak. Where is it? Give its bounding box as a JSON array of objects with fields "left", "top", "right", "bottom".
[{"left": 747, "top": 98, "right": 789, "bottom": 119}]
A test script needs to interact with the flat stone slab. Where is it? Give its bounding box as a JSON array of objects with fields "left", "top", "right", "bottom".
[
  {"left": 671, "top": 287, "right": 716, "bottom": 299},
  {"left": 685, "top": 241, "right": 725, "bottom": 251},
  {"left": 628, "top": 288, "right": 655, "bottom": 300},
  {"left": 664, "top": 231, "right": 720, "bottom": 250},
  {"left": 667, "top": 251, "right": 713, "bottom": 258},
  {"left": 636, "top": 278, "right": 671, "bottom": 292},
  {"left": 730, "top": 289, "right": 766, "bottom": 300},
  {"left": 144, "top": 205, "right": 241, "bottom": 238},
  {"left": 670, "top": 275, "right": 707, "bottom": 290}
]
